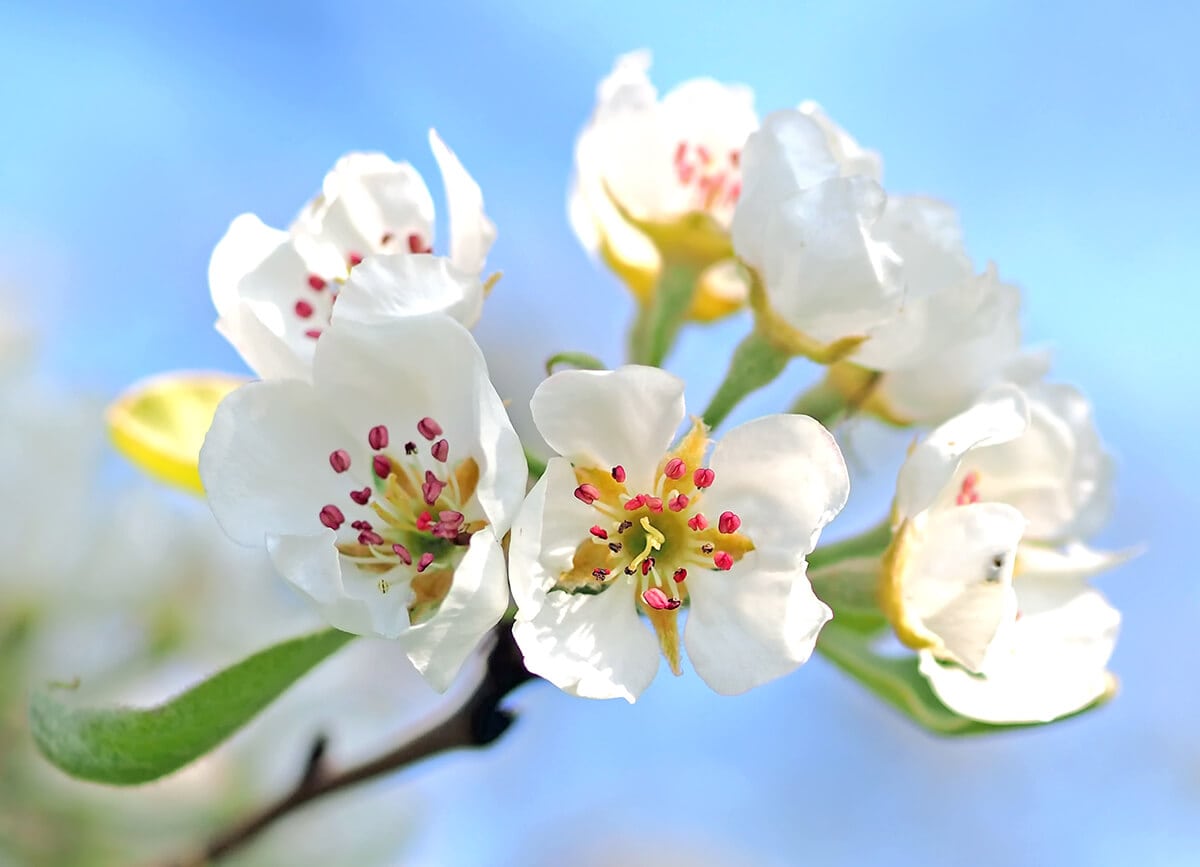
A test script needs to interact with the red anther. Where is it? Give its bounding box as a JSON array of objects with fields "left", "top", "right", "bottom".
[
  {"left": 589, "top": 525, "right": 609, "bottom": 540},
  {"left": 417, "top": 417, "right": 443, "bottom": 440},
  {"left": 454, "top": 530, "right": 472, "bottom": 546},
  {"left": 669, "top": 493, "right": 689, "bottom": 512},
  {"left": 350, "top": 519, "right": 372, "bottom": 531},
  {"left": 718, "top": 511, "right": 741, "bottom": 534},
  {"left": 677, "top": 164, "right": 695, "bottom": 184},
  {"left": 664, "top": 457, "right": 686, "bottom": 479},
  {"left": 422, "top": 471, "right": 446, "bottom": 505},
  {"left": 673, "top": 568, "right": 687, "bottom": 583},
  {"left": 373, "top": 455, "right": 391, "bottom": 478},
  {"left": 368, "top": 425, "right": 389, "bottom": 450},
  {"left": 304, "top": 329, "right": 323, "bottom": 339},
  {"left": 666, "top": 598, "right": 682, "bottom": 610},
  {"left": 642, "top": 587, "right": 670, "bottom": 610},
  {"left": 439, "top": 510, "right": 464, "bottom": 526},
  {"left": 392, "top": 543, "right": 413, "bottom": 565},
  {"left": 307, "top": 274, "right": 328, "bottom": 291},
  {"left": 700, "top": 542, "right": 714, "bottom": 555},
  {"left": 347, "top": 251, "right": 365, "bottom": 267},
  {"left": 592, "top": 568, "right": 610, "bottom": 580},
  {"left": 328, "top": 449, "right": 351, "bottom": 473},
  {"left": 318, "top": 504, "right": 345, "bottom": 530},
  {"left": 617, "top": 520, "right": 633, "bottom": 534},
  {"left": 624, "top": 494, "right": 646, "bottom": 511},
  {"left": 688, "top": 513, "right": 709, "bottom": 531},
  {"left": 673, "top": 141, "right": 687, "bottom": 165},
  {"left": 696, "top": 144, "right": 712, "bottom": 164},
  {"left": 407, "top": 233, "right": 432, "bottom": 254},
  {"left": 405, "top": 441, "right": 418, "bottom": 455},
  {"left": 349, "top": 487, "right": 372, "bottom": 505},
  {"left": 641, "top": 557, "right": 656, "bottom": 577},
  {"left": 416, "top": 511, "right": 433, "bottom": 531},
  {"left": 693, "top": 467, "right": 715, "bottom": 488},
  {"left": 358, "top": 530, "right": 384, "bottom": 546},
  {"left": 713, "top": 551, "right": 734, "bottom": 571},
  {"left": 574, "top": 484, "right": 601, "bottom": 505},
  {"left": 431, "top": 439, "right": 449, "bottom": 462},
  {"left": 294, "top": 299, "right": 314, "bottom": 318},
  {"left": 644, "top": 496, "right": 664, "bottom": 513},
  {"left": 725, "top": 181, "right": 741, "bottom": 204},
  {"left": 417, "top": 552, "right": 435, "bottom": 573},
  {"left": 955, "top": 471, "right": 981, "bottom": 506},
  {"left": 611, "top": 465, "right": 626, "bottom": 483},
  {"left": 729, "top": 149, "right": 740, "bottom": 167},
  {"left": 608, "top": 541, "right": 623, "bottom": 553}
]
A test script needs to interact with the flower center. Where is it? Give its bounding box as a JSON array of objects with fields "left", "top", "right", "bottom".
[
  {"left": 554, "top": 421, "right": 755, "bottom": 673},
  {"left": 315, "top": 415, "right": 483, "bottom": 624},
  {"left": 673, "top": 140, "right": 742, "bottom": 213}
]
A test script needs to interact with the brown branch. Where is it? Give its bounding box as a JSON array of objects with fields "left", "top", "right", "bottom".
[{"left": 159, "top": 628, "right": 533, "bottom": 867}]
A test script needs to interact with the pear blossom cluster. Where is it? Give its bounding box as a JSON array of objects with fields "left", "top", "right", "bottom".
[{"left": 116, "top": 50, "right": 1131, "bottom": 726}]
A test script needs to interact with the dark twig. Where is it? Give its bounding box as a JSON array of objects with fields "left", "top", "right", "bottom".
[{"left": 160, "top": 628, "right": 533, "bottom": 867}]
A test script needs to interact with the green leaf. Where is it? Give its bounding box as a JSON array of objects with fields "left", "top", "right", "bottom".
[
  {"left": 816, "top": 625, "right": 1106, "bottom": 735},
  {"left": 807, "top": 520, "right": 892, "bottom": 572},
  {"left": 30, "top": 628, "right": 355, "bottom": 785}
]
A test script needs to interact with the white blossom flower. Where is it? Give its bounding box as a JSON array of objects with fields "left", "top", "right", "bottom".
[
  {"left": 199, "top": 313, "right": 525, "bottom": 690},
  {"left": 797, "top": 100, "right": 882, "bottom": 181},
  {"left": 210, "top": 130, "right": 493, "bottom": 379},
  {"left": 826, "top": 197, "right": 1049, "bottom": 425},
  {"left": 883, "top": 384, "right": 1123, "bottom": 722},
  {"left": 568, "top": 51, "right": 758, "bottom": 321},
  {"left": 730, "top": 108, "right": 904, "bottom": 348},
  {"left": 508, "top": 365, "right": 848, "bottom": 701}
]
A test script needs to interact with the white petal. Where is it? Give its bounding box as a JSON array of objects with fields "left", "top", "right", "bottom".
[
  {"left": 199, "top": 379, "right": 371, "bottom": 546},
  {"left": 704, "top": 414, "right": 849, "bottom": 567},
  {"left": 1016, "top": 542, "right": 1139, "bottom": 581},
  {"left": 920, "top": 574, "right": 1119, "bottom": 723},
  {"left": 429, "top": 129, "right": 496, "bottom": 275},
  {"left": 401, "top": 529, "right": 509, "bottom": 692},
  {"left": 267, "top": 532, "right": 408, "bottom": 638},
  {"left": 732, "top": 109, "right": 840, "bottom": 268},
  {"left": 758, "top": 176, "right": 904, "bottom": 344},
  {"left": 875, "top": 196, "right": 972, "bottom": 299},
  {"left": 878, "top": 269, "right": 1043, "bottom": 424},
  {"left": 899, "top": 502, "right": 1025, "bottom": 671},
  {"left": 685, "top": 551, "right": 832, "bottom": 695},
  {"left": 797, "top": 100, "right": 882, "bottom": 180},
  {"left": 208, "top": 214, "right": 344, "bottom": 378},
  {"left": 333, "top": 253, "right": 484, "bottom": 330},
  {"left": 530, "top": 365, "right": 685, "bottom": 488},
  {"left": 214, "top": 301, "right": 311, "bottom": 381},
  {"left": 513, "top": 578, "right": 660, "bottom": 702},
  {"left": 312, "top": 315, "right": 526, "bottom": 534},
  {"left": 896, "top": 385, "right": 1029, "bottom": 519},
  {"left": 302, "top": 153, "right": 436, "bottom": 257},
  {"left": 507, "top": 457, "right": 599, "bottom": 615}
]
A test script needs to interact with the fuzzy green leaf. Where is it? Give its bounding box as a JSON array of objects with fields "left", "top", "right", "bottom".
[{"left": 30, "top": 628, "right": 354, "bottom": 785}]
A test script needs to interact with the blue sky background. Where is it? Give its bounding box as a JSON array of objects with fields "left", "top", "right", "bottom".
[{"left": 2, "top": 1, "right": 1198, "bottom": 864}]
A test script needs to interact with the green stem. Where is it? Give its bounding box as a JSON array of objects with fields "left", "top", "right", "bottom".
[
  {"left": 806, "top": 519, "right": 892, "bottom": 572},
  {"left": 700, "top": 329, "right": 790, "bottom": 430},
  {"left": 789, "top": 377, "right": 849, "bottom": 428},
  {"left": 627, "top": 261, "right": 699, "bottom": 367}
]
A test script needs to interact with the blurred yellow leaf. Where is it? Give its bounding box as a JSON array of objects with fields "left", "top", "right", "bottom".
[{"left": 106, "top": 371, "right": 247, "bottom": 495}]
